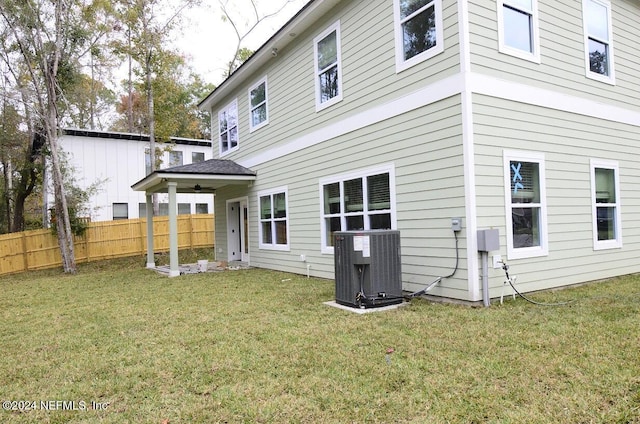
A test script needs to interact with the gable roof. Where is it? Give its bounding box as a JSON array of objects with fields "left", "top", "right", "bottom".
[{"left": 198, "top": 0, "right": 341, "bottom": 111}]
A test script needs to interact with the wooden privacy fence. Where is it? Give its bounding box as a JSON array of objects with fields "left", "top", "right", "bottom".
[{"left": 0, "top": 214, "right": 215, "bottom": 276}]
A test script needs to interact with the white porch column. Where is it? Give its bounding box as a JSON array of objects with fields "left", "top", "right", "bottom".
[
  {"left": 145, "top": 193, "right": 155, "bottom": 269},
  {"left": 167, "top": 182, "right": 180, "bottom": 277}
]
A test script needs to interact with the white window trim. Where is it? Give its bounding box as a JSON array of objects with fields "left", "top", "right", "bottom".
[
  {"left": 319, "top": 163, "right": 397, "bottom": 254},
  {"left": 218, "top": 99, "right": 239, "bottom": 157},
  {"left": 582, "top": 0, "right": 615, "bottom": 85},
  {"left": 257, "top": 186, "right": 290, "bottom": 251},
  {"left": 248, "top": 76, "right": 269, "bottom": 132},
  {"left": 590, "top": 159, "right": 622, "bottom": 250},
  {"left": 314, "top": 20, "right": 343, "bottom": 112},
  {"left": 497, "top": 0, "right": 541, "bottom": 63},
  {"left": 503, "top": 150, "right": 548, "bottom": 260},
  {"left": 393, "top": 0, "right": 444, "bottom": 73}
]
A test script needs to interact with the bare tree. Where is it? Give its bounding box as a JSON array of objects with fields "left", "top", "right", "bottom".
[
  {"left": 219, "top": 0, "right": 298, "bottom": 76},
  {"left": 115, "top": 0, "right": 198, "bottom": 214}
]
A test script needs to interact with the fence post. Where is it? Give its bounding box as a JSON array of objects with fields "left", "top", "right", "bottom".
[
  {"left": 189, "top": 214, "right": 194, "bottom": 249},
  {"left": 86, "top": 223, "right": 91, "bottom": 263},
  {"left": 139, "top": 218, "right": 145, "bottom": 256},
  {"left": 21, "top": 231, "right": 29, "bottom": 272}
]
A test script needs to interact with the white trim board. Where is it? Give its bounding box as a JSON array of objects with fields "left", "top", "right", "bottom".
[
  {"left": 469, "top": 73, "right": 640, "bottom": 126},
  {"left": 239, "top": 73, "right": 464, "bottom": 169},
  {"left": 240, "top": 72, "right": 640, "bottom": 170}
]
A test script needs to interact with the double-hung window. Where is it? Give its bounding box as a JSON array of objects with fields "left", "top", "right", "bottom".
[
  {"left": 504, "top": 151, "right": 548, "bottom": 259},
  {"left": 393, "top": 0, "right": 443, "bottom": 71},
  {"left": 497, "top": 0, "right": 540, "bottom": 62},
  {"left": 582, "top": 0, "right": 615, "bottom": 83},
  {"left": 249, "top": 77, "right": 268, "bottom": 131},
  {"left": 320, "top": 165, "right": 396, "bottom": 253},
  {"left": 314, "top": 21, "right": 342, "bottom": 111},
  {"left": 219, "top": 100, "right": 239, "bottom": 155},
  {"left": 590, "top": 160, "right": 621, "bottom": 249},
  {"left": 258, "top": 188, "right": 289, "bottom": 251}
]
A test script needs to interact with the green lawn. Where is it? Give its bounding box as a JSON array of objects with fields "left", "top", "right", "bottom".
[{"left": 1, "top": 254, "right": 639, "bottom": 423}]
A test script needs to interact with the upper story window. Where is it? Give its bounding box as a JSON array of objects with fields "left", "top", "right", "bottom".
[
  {"left": 218, "top": 100, "right": 239, "bottom": 156},
  {"left": 144, "top": 148, "right": 152, "bottom": 175},
  {"left": 583, "top": 0, "right": 615, "bottom": 84},
  {"left": 503, "top": 150, "right": 548, "bottom": 259},
  {"left": 497, "top": 0, "right": 540, "bottom": 63},
  {"left": 314, "top": 21, "right": 342, "bottom": 111},
  {"left": 192, "top": 152, "right": 205, "bottom": 163},
  {"left": 393, "top": 0, "right": 444, "bottom": 72},
  {"left": 591, "top": 159, "right": 622, "bottom": 250},
  {"left": 319, "top": 164, "right": 397, "bottom": 254},
  {"left": 169, "top": 150, "right": 183, "bottom": 167},
  {"left": 249, "top": 77, "right": 269, "bottom": 131}
]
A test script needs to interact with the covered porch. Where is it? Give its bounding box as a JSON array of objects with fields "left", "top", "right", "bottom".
[{"left": 131, "top": 159, "right": 257, "bottom": 277}]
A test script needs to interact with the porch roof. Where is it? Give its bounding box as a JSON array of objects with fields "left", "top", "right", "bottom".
[{"left": 131, "top": 159, "right": 257, "bottom": 194}]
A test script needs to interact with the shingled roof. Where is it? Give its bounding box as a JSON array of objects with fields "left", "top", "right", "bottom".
[
  {"left": 155, "top": 159, "right": 256, "bottom": 176},
  {"left": 131, "top": 158, "right": 257, "bottom": 194}
]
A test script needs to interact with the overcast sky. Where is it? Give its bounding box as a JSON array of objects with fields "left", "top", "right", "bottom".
[{"left": 173, "top": 0, "right": 308, "bottom": 86}]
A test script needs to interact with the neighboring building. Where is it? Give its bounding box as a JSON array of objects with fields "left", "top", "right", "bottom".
[
  {"left": 158, "top": 0, "right": 637, "bottom": 302},
  {"left": 55, "top": 129, "right": 214, "bottom": 222}
]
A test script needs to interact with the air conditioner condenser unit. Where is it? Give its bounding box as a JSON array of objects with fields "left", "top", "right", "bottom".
[{"left": 334, "top": 230, "right": 403, "bottom": 308}]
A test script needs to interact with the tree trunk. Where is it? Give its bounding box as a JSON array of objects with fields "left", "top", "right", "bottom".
[
  {"left": 2, "top": 159, "right": 11, "bottom": 233},
  {"left": 45, "top": 0, "right": 76, "bottom": 273},
  {"left": 48, "top": 127, "right": 76, "bottom": 273},
  {"left": 127, "top": 27, "right": 134, "bottom": 133},
  {"left": 146, "top": 52, "right": 159, "bottom": 216}
]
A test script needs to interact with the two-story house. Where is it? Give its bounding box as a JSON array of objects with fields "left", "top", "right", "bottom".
[
  {"left": 57, "top": 129, "right": 214, "bottom": 222},
  {"left": 135, "top": 0, "right": 640, "bottom": 302}
]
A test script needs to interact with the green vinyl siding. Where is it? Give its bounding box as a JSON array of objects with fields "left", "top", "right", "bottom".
[
  {"left": 473, "top": 94, "right": 640, "bottom": 295},
  {"left": 215, "top": 96, "right": 468, "bottom": 300},
  {"left": 210, "top": 0, "right": 461, "bottom": 164},
  {"left": 467, "top": 0, "right": 640, "bottom": 112}
]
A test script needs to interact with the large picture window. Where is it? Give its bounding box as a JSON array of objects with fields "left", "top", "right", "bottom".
[
  {"left": 582, "top": 0, "right": 615, "bottom": 83},
  {"left": 320, "top": 165, "right": 396, "bottom": 253},
  {"left": 497, "top": 0, "right": 540, "bottom": 62},
  {"left": 258, "top": 188, "right": 289, "bottom": 251},
  {"left": 219, "top": 100, "right": 239, "bottom": 155},
  {"left": 591, "top": 159, "right": 621, "bottom": 249},
  {"left": 314, "top": 21, "right": 342, "bottom": 110},
  {"left": 249, "top": 77, "right": 268, "bottom": 131},
  {"left": 504, "top": 151, "right": 548, "bottom": 259},
  {"left": 393, "top": 0, "right": 443, "bottom": 71}
]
